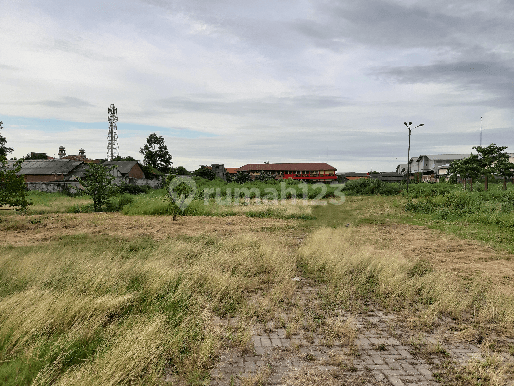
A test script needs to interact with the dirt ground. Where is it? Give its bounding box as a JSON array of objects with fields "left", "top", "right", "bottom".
[
  {"left": 367, "top": 223, "right": 514, "bottom": 298},
  {"left": 0, "top": 213, "right": 297, "bottom": 246}
]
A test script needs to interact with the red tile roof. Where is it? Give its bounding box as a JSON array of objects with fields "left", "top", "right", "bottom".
[
  {"left": 225, "top": 168, "right": 239, "bottom": 174},
  {"left": 238, "top": 163, "right": 336, "bottom": 172}
]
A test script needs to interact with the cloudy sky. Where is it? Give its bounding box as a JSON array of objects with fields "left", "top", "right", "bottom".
[{"left": 1, "top": 0, "right": 514, "bottom": 172}]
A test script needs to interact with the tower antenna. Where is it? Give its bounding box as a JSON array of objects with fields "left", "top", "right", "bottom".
[
  {"left": 480, "top": 117, "right": 482, "bottom": 146},
  {"left": 107, "top": 104, "right": 119, "bottom": 161}
]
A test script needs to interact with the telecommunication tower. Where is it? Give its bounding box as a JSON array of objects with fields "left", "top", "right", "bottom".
[{"left": 107, "top": 104, "right": 119, "bottom": 161}]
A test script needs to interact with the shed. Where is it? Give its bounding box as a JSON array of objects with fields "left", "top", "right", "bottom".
[{"left": 102, "top": 161, "right": 145, "bottom": 179}]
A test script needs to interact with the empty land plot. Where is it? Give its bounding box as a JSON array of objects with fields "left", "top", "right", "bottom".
[{"left": 1, "top": 195, "right": 514, "bottom": 385}]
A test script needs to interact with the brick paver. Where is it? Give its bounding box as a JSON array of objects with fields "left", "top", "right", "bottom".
[{"left": 207, "top": 280, "right": 513, "bottom": 385}]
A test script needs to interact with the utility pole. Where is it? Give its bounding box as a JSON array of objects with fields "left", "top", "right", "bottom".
[
  {"left": 480, "top": 117, "right": 482, "bottom": 147},
  {"left": 404, "top": 122, "right": 424, "bottom": 193},
  {"left": 107, "top": 104, "right": 119, "bottom": 161}
]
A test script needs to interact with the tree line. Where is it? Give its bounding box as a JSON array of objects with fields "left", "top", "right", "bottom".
[{"left": 447, "top": 144, "right": 514, "bottom": 190}]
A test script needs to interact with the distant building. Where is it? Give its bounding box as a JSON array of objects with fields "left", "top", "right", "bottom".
[
  {"left": 210, "top": 164, "right": 227, "bottom": 180},
  {"left": 340, "top": 172, "right": 369, "bottom": 181},
  {"left": 397, "top": 154, "right": 470, "bottom": 176},
  {"left": 369, "top": 172, "right": 404, "bottom": 183},
  {"left": 103, "top": 161, "right": 145, "bottom": 179},
  {"left": 6, "top": 159, "right": 84, "bottom": 182},
  {"left": 238, "top": 163, "right": 337, "bottom": 181}
]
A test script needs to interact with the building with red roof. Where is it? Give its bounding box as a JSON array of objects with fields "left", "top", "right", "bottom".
[{"left": 238, "top": 163, "right": 337, "bottom": 182}]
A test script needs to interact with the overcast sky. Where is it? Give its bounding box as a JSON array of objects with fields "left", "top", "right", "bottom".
[{"left": 2, "top": 0, "right": 514, "bottom": 172}]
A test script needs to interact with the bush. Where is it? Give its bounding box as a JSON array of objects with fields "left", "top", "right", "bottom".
[
  {"left": 117, "top": 183, "right": 151, "bottom": 195},
  {"left": 342, "top": 178, "right": 401, "bottom": 196},
  {"left": 105, "top": 194, "right": 135, "bottom": 212}
]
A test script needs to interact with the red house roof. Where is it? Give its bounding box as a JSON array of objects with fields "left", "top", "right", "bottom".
[{"left": 238, "top": 163, "right": 336, "bottom": 172}]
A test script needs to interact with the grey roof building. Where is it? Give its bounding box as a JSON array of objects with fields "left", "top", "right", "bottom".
[
  {"left": 102, "top": 161, "right": 145, "bottom": 179},
  {"left": 6, "top": 160, "right": 83, "bottom": 182}
]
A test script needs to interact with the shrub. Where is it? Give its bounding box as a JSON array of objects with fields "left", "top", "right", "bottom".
[{"left": 342, "top": 178, "right": 401, "bottom": 196}]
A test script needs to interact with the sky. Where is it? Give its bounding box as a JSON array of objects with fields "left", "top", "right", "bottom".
[{"left": 1, "top": 0, "right": 514, "bottom": 172}]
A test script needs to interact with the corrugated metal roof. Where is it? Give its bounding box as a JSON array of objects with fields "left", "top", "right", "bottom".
[
  {"left": 238, "top": 163, "right": 336, "bottom": 172},
  {"left": 103, "top": 161, "right": 140, "bottom": 175},
  {"left": 6, "top": 160, "right": 83, "bottom": 175},
  {"left": 418, "top": 154, "right": 469, "bottom": 161}
]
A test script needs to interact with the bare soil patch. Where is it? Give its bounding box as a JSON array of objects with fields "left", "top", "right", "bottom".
[
  {"left": 0, "top": 213, "right": 298, "bottom": 246},
  {"left": 364, "top": 223, "right": 514, "bottom": 296}
]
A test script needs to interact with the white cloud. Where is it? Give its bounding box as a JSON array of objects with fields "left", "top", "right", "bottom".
[{"left": 1, "top": 0, "right": 514, "bottom": 172}]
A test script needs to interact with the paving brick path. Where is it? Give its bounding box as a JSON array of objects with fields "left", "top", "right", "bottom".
[{"left": 208, "top": 279, "right": 513, "bottom": 385}]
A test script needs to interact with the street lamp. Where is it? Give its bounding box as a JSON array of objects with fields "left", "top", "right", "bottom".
[{"left": 404, "top": 122, "right": 424, "bottom": 193}]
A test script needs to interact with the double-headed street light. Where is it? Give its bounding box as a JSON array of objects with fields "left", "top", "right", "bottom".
[{"left": 404, "top": 122, "right": 424, "bottom": 193}]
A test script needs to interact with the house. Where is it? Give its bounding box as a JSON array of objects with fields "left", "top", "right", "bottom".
[
  {"left": 397, "top": 154, "right": 470, "bottom": 176},
  {"left": 238, "top": 163, "right": 337, "bottom": 181},
  {"left": 102, "top": 161, "right": 145, "bottom": 179},
  {"left": 414, "top": 154, "right": 469, "bottom": 175},
  {"left": 7, "top": 159, "right": 84, "bottom": 182}
]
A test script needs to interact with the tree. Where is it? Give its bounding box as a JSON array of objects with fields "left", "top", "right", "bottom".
[
  {"left": 175, "top": 166, "right": 190, "bottom": 175},
  {"left": 473, "top": 144, "right": 508, "bottom": 190},
  {"left": 0, "top": 121, "right": 13, "bottom": 159},
  {"left": 448, "top": 155, "right": 481, "bottom": 191},
  {"left": 139, "top": 133, "right": 172, "bottom": 174},
  {"left": 113, "top": 155, "right": 137, "bottom": 161},
  {"left": 0, "top": 158, "right": 29, "bottom": 210},
  {"left": 234, "top": 171, "right": 252, "bottom": 184},
  {"left": 24, "top": 152, "right": 48, "bottom": 160},
  {"left": 0, "top": 123, "right": 28, "bottom": 209},
  {"left": 460, "top": 154, "right": 482, "bottom": 191},
  {"left": 78, "top": 164, "right": 117, "bottom": 212},
  {"left": 494, "top": 156, "right": 514, "bottom": 190},
  {"left": 255, "top": 171, "right": 275, "bottom": 182},
  {"left": 193, "top": 165, "right": 215, "bottom": 180}
]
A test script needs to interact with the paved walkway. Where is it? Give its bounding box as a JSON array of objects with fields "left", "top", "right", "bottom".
[{"left": 209, "top": 279, "right": 513, "bottom": 385}]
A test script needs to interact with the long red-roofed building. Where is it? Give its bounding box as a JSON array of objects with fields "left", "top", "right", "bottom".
[{"left": 238, "top": 163, "right": 337, "bottom": 181}]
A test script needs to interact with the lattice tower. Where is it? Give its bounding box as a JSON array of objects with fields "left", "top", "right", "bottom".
[{"left": 107, "top": 104, "right": 119, "bottom": 161}]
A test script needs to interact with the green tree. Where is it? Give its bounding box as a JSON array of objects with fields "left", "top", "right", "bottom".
[
  {"left": 112, "top": 155, "right": 137, "bottom": 161},
  {"left": 175, "top": 166, "right": 190, "bottom": 175},
  {"left": 78, "top": 164, "right": 117, "bottom": 212},
  {"left": 0, "top": 121, "right": 13, "bottom": 158},
  {"left": 234, "top": 171, "right": 252, "bottom": 184},
  {"left": 460, "top": 154, "right": 482, "bottom": 191},
  {"left": 193, "top": 165, "right": 215, "bottom": 180},
  {"left": 473, "top": 144, "right": 508, "bottom": 190},
  {"left": 23, "top": 152, "right": 48, "bottom": 160},
  {"left": 255, "top": 171, "right": 275, "bottom": 182},
  {"left": 448, "top": 155, "right": 481, "bottom": 191},
  {"left": 495, "top": 156, "right": 514, "bottom": 190},
  {"left": 0, "top": 158, "right": 29, "bottom": 210},
  {"left": 139, "top": 133, "right": 173, "bottom": 174},
  {"left": 167, "top": 179, "right": 195, "bottom": 221}
]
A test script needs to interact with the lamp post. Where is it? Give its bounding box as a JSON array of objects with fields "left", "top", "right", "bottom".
[{"left": 404, "top": 122, "right": 424, "bottom": 193}]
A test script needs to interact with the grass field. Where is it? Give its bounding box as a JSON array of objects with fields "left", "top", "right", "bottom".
[{"left": 1, "top": 185, "right": 514, "bottom": 385}]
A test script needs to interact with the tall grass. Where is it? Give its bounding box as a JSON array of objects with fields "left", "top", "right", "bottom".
[
  {"left": 0, "top": 232, "right": 297, "bottom": 385},
  {"left": 298, "top": 227, "right": 514, "bottom": 326}
]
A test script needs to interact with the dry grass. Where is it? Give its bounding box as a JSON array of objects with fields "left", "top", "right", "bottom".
[
  {"left": 298, "top": 226, "right": 514, "bottom": 327},
  {"left": 198, "top": 198, "right": 315, "bottom": 219},
  {"left": 0, "top": 212, "right": 297, "bottom": 246},
  {"left": 0, "top": 214, "right": 300, "bottom": 385}
]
